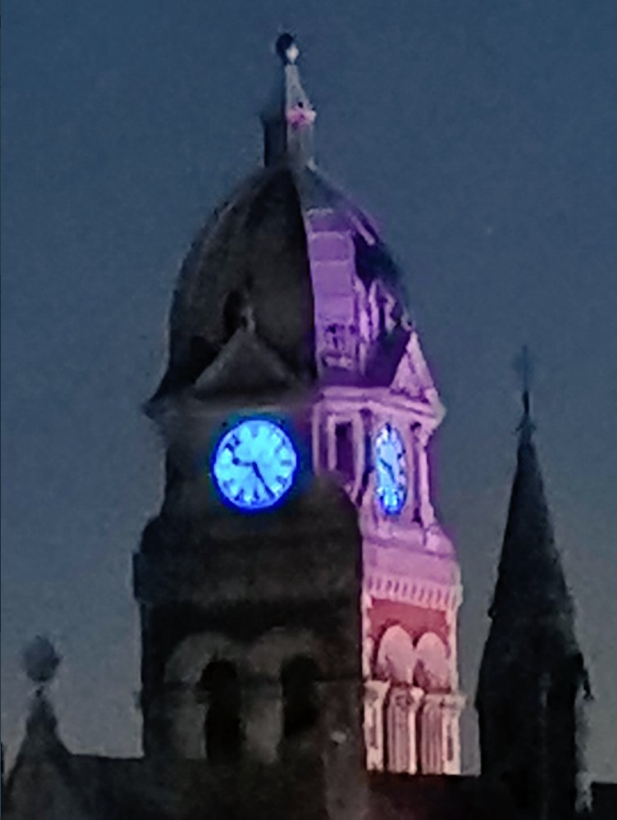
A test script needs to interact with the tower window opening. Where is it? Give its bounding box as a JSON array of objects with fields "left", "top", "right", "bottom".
[
  {"left": 223, "top": 289, "right": 248, "bottom": 339},
  {"left": 281, "top": 656, "right": 320, "bottom": 738},
  {"left": 200, "top": 660, "right": 243, "bottom": 764},
  {"left": 334, "top": 421, "right": 354, "bottom": 485}
]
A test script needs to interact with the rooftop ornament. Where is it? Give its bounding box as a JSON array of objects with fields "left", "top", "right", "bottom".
[
  {"left": 514, "top": 345, "right": 536, "bottom": 436},
  {"left": 23, "top": 635, "right": 61, "bottom": 694},
  {"left": 276, "top": 32, "right": 300, "bottom": 65}
]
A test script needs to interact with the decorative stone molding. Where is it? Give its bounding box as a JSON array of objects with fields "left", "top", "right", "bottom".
[
  {"left": 318, "top": 388, "right": 443, "bottom": 430},
  {"left": 364, "top": 571, "right": 461, "bottom": 614}
]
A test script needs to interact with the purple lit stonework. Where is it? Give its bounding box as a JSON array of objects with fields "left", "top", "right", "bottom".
[
  {"left": 286, "top": 104, "right": 316, "bottom": 129},
  {"left": 284, "top": 45, "right": 465, "bottom": 777},
  {"left": 309, "top": 211, "right": 465, "bottom": 775}
]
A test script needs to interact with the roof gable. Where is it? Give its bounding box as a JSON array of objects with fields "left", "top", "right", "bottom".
[{"left": 192, "top": 327, "right": 299, "bottom": 399}]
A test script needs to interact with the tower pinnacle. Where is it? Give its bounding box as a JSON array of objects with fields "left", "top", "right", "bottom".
[
  {"left": 262, "top": 33, "right": 316, "bottom": 168},
  {"left": 477, "top": 368, "right": 590, "bottom": 818},
  {"left": 275, "top": 32, "right": 300, "bottom": 65},
  {"left": 514, "top": 345, "right": 535, "bottom": 437}
]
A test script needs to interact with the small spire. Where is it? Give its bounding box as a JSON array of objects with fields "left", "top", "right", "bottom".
[
  {"left": 262, "top": 33, "right": 316, "bottom": 168},
  {"left": 20, "top": 638, "right": 63, "bottom": 754},
  {"left": 514, "top": 345, "right": 535, "bottom": 438}
]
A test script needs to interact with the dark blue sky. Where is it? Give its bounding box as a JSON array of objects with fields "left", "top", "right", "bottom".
[{"left": 3, "top": 0, "right": 616, "bottom": 778}]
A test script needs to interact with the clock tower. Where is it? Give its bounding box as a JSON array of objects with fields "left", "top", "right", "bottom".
[{"left": 133, "top": 33, "right": 464, "bottom": 806}]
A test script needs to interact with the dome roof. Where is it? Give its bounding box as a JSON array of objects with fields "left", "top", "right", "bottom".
[{"left": 153, "top": 36, "right": 411, "bottom": 400}]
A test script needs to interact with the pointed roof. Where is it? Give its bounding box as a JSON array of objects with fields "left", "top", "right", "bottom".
[
  {"left": 192, "top": 325, "right": 300, "bottom": 399},
  {"left": 151, "top": 36, "right": 414, "bottom": 403},
  {"left": 3, "top": 692, "right": 98, "bottom": 820},
  {"left": 488, "top": 391, "right": 577, "bottom": 651}
]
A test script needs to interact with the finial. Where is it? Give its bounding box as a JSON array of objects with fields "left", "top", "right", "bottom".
[
  {"left": 513, "top": 346, "right": 535, "bottom": 436},
  {"left": 23, "top": 636, "right": 61, "bottom": 692},
  {"left": 262, "top": 32, "right": 315, "bottom": 168},
  {"left": 275, "top": 33, "right": 300, "bottom": 65}
]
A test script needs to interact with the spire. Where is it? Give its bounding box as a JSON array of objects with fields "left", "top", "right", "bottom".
[
  {"left": 20, "top": 637, "right": 64, "bottom": 757},
  {"left": 514, "top": 345, "right": 535, "bottom": 442},
  {"left": 261, "top": 33, "right": 316, "bottom": 169},
  {"left": 488, "top": 356, "right": 575, "bottom": 640},
  {"left": 477, "top": 360, "right": 591, "bottom": 820}
]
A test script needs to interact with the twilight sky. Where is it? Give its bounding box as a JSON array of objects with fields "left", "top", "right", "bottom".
[{"left": 2, "top": 0, "right": 616, "bottom": 779}]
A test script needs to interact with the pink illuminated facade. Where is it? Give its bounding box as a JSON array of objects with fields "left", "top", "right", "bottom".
[
  {"left": 282, "top": 40, "right": 466, "bottom": 776},
  {"left": 309, "top": 250, "right": 464, "bottom": 775}
]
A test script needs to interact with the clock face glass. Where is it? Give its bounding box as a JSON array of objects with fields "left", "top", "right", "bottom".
[
  {"left": 212, "top": 419, "right": 298, "bottom": 510},
  {"left": 374, "top": 424, "right": 407, "bottom": 515}
]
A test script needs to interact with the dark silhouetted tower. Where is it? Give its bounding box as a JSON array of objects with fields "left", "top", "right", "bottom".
[{"left": 476, "top": 386, "right": 591, "bottom": 819}]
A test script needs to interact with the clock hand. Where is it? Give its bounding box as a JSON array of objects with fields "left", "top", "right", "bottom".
[
  {"left": 232, "top": 457, "right": 253, "bottom": 467},
  {"left": 378, "top": 458, "right": 396, "bottom": 483},
  {"left": 252, "top": 462, "right": 275, "bottom": 497}
]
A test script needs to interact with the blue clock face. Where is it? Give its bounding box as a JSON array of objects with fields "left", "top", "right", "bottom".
[
  {"left": 375, "top": 424, "right": 407, "bottom": 515},
  {"left": 212, "top": 419, "right": 298, "bottom": 510}
]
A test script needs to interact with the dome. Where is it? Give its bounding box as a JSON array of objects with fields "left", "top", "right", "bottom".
[{"left": 153, "top": 36, "right": 411, "bottom": 400}]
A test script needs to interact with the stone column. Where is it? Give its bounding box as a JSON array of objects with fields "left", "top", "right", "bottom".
[
  {"left": 418, "top": 692, "right": 465, "bottom": 775},
  {"left": 385, "top": 685, "right": 424, "bottom": 774},
  {"left": 244, "top": 679, "right": 283, "bottom": 764},
  {"left": 166, "top": 683, "right": 206, "bottom": 759},
  {"left": 364, "top": 679, "right": 389, "bottom": 771},
  {"left": 416, "top": 431, "right": 435, "bottom": 527},
  {"left": 419, "top": 693, "right": 444, "bottom": 774},
  {"left": 440, "top": 692, "right": 465, "bottom": 775}
]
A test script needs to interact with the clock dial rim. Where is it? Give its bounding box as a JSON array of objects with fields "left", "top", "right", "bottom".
[{"left": 211, "top": 418, "right": 298, "bottom": 511}]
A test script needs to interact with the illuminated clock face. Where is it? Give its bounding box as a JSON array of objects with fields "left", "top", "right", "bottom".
[
  {"left": 375, "top": 424, "right": 407, "bottom": 515},
  {"left": 212, "top": 419, "right": 298, "bottom": 510}
]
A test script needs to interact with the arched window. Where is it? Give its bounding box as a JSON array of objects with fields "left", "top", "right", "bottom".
[
  {"left": 200, "top": 660, "right": 242, "bottom": 763},
  {"left": 375, "top": 625, "right": 415, "bottom": 684},
  {"left": 413, "top": 632, "right": 450, "bottom": 692},
  {"left": 281, "top": 656, "right": 320, "bottom": 738}
]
